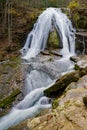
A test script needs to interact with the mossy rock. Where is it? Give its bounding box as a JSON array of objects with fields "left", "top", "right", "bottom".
[
  {"left": 70, "top": 56, "right": 78, "bottom": 63},
  {"left": 44, "top": 71, "right": 79, "bottom": 97},
  {"left": 0, "top": 89, "right": 21, "bottom": 109},
  {"left": 74, "top": 64, "right": 80, "bottom": 70},
  {"left": 44, "top": 67, "right": 87, "bottom": 97}
]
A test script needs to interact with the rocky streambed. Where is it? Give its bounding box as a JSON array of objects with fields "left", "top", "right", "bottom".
[{"left": 2, "top": 53, "right": 86, "bottom": 130}]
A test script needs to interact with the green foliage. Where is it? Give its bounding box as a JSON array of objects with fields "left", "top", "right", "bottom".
[
  {"left": 67, "top": 0, "right": 80, "bottom": 10},
  {"left": 67, "top": 0, "right": 80, "bottom": 27},
  {"left": 68, "top": 0, "right": 87, "bottom": 29},
  {"left": 48, "top": 29, "right": 59, "bottom": 50},
  {"left": 0, "top": 0, "right": 5, "bottom": 2},
  {"left": 73, "top": 12, "right": 80, "bottom": 27}
]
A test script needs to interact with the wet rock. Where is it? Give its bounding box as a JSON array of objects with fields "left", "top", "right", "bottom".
[
  {"left": 70, "top": 56, "right": 80, "bottom": 63},
  {"left": 41, "top": 50, "right": 50, "bottom": 55},
  {"left": 50, "top": 50, "right": 62, "bottom": 57},
  {"left": 44, "top": 66, "right": 87, "bottom": 97},
  {"left": 44, "top": 71, "right": 79, "bottom": 97}
]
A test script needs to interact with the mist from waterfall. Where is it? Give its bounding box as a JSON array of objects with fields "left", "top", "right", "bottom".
[{"left": 21, "top": 7, "right": 75, "bottom": 60}]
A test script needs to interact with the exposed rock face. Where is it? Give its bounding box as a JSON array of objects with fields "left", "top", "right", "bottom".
[{"left": 27, "top": 104, "right": 87, "bottom": 130}]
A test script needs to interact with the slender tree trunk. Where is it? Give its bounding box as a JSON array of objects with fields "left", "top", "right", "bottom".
[{"left": 8, "top": 1, "right": 12, "bottom": 45}]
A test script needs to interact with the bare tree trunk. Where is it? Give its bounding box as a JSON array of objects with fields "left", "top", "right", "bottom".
[
  {"left": 3, "top": 1, "right": 8, "bottom": 33},
  {"left": 7, "top": 0, "right": 12, "bottom": 45}
]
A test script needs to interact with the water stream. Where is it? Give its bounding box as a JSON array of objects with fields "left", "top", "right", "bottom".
[{"left": 0, "top": 7, "right": 75, "bottom": 130}]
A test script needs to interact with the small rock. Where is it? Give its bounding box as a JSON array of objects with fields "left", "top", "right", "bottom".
[
  {"left": 75, "top": 100, "right": 83, "bottom": 107},
  {"left": 70, "top": 56, "right": 79, "bottom": 63},
  {"left": 50, "top": 50, "right": 62, "bottom": 57},
  {"left": 41, "top": 50, "right": 50, "bottom": 55}
]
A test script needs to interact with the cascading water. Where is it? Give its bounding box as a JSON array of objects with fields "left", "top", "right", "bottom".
[
  {"left": 0, "top": 8, "right": 75, "bottom": 130},
  {"left": 21, "top": 7, "right": 75, "bottom": 60},
  {"left": 0, "top": 81, "right": 55, "bottom": 130}
]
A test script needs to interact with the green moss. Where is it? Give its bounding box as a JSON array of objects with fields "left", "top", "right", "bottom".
[
  {"left": 74, "top": 64, "right": 80, "bottom": 70},
  {"left": 52, "top": 99, "right": 59, "bottom": 109},
  {"left": 44, "top": 71, "right": 80, "bottom": 96},
  {"left": 45, "top": 66, "right": 87, "bottom": 97},
  {"left": 2, "top": 56, "right": 21, "bottom": 68},
  {"left": 48, "top": 58, "right": 53, "bottom": 62},
  {"left": 0, "top": 89, "right": 21, "bottom": 109}
]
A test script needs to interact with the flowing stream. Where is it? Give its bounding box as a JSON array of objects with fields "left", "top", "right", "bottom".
[{"left": 0, "top": 8, "right": 75, "bottom": 130}]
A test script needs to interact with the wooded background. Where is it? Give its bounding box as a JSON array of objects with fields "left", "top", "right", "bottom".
[{"left": 0, "top": 0, "right": 86, "bottom": 45}]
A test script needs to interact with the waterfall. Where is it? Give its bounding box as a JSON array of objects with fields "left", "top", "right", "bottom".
[
  {"left": 21, "top": 7, "right": 75, "bottom": 60},
  {"left": 0, "top": 8, "right": 75, "bottom": 130}
]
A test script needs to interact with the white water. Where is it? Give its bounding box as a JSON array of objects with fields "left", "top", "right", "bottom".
[
  {"left": 21, "top": 7, "right": 75, "bottom": 60},
  {"left": 24, "top": 70, "right": 53, "bottom": 95}
]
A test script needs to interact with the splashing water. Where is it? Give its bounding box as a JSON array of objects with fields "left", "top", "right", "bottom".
[{"left": 21, "top": 7, "right": 75, "bottom": 60}]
